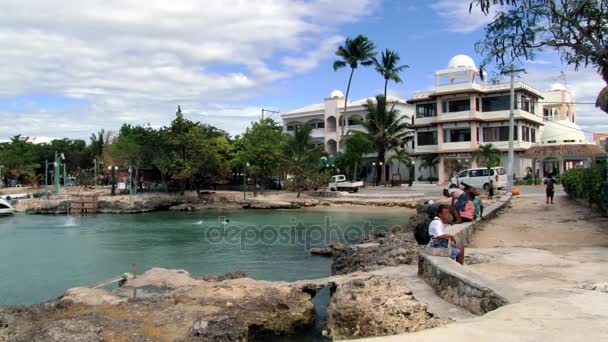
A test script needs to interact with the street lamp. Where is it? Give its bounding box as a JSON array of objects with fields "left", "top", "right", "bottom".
[
  {"left": 93, "top": 158, "right": 98, "bottom": 187},
  {"left": 379, "top": 161, "right": 383, "bottom": 186},
  {"left": 128, "top": 165, "right": 133, "bottom": 206},
  {"left": 0, "top": 164, "right": 3, "bottom": 187},
  {"left": 243, "top": 162, "right": 250, "bottom": 200},
  {"left": 108, "top": 165, "right": 118, "bottom": 196},
  {"left": 409, "top": 160, "right": 416, "bottom": 187},
  {"left": 53, "top": 152, "right": 65, "bottom": 194}
]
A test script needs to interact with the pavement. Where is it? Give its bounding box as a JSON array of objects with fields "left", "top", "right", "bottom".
[{"left": 358, "top": 183, "right": 563, "bottom": 198}]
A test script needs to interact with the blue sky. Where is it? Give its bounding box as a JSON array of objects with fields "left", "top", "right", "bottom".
[{"left": 0, "top": 0, "right": 605, "bottom": 141}]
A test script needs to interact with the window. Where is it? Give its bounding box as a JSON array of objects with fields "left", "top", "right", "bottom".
[
  {"left": 543, "top": 108, "right": 550, "bottom": 117},
  {"left": 308, "top": 121, "right": 324, "bottom": 129},
  {"left": 417, "top": 131, "right": 438, "bottom": 146},
  {"left": 416, "top": 103, "right": 437, "bottom": 118},
  {"left": 348, "top": 117, "right": 363, "bottom": 126},
  {"left": 531, "top": 128, "right": 536, "bottom": 142},
  {"left": 521, "top": 95, "right": 535, "bottom": 114},
  {"left": 458, "top": 170, "right": 468, "bottom": 178},
  {"left": 286, "top": 124, "right": 301, "bottom": 131},
  {"left": 442, "top": 99, "right": 470, "bottom": 113},
  {"left": 481, "top": 95, "right": 510, "bottom": 112},
  {"left": 563, "top": 140, "right": 575, "bottom": 143},
  {"left": 522, "top": 126, "right": 531, "bottom": 142},
  {"left": 547, "top": 140, "right": 556, "bottom": 144},
  {"left": 470, "top": 169, "right": 491, "bottom": 177},
  {"left": 443, "top": 128, "right": 471, "bottom": 142},
  {"left": 482, "top": 126, "right": 518, "bottom": 142}
]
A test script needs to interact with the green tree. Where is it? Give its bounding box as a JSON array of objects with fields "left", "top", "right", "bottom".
[
  {"left": 361, "top": 95, "right": 411, "bottom": 185},
  {"left": 419, "top": 154, "right": 439, "bottom": 183},
  {"left": 89, "top": 129, "right": 110, "bottom": 161},
  {"left": 343, "top": 131, "right": 373, "bottom": 181},
  {"left": 0, "top": 136, "right": 39, "bottom": 184},
  {"left": 474, "top": 143, "right": 501, "bottom": 189},
  {"left": 388, "top": 148, "right": 411, "bottom": 184},
  {"left": 471, "top": 0, "right": 608, "bottom": 113},
  {"left": 283, "top": 124, "right": 323, "bottom": 197},
  {"left": 235, "top": 118, "right": 287, "bottom": 196},
  {"left": 333, "top": 35, "right": 377, "bottom": 145},
  {"left": 373, "top": 49, "right": 409, "bottom": 98}
]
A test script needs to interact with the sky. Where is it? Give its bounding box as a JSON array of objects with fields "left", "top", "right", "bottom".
[{"left": 0, "top": 0, "right": 606, "bottom": 142}]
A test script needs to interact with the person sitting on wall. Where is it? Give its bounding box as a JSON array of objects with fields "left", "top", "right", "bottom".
[
  {"left": 443, "top": 185, "right": 468, "bottom": 224},
  {"left": 429, "top": 203, "right": 465, "bottom": 265}
]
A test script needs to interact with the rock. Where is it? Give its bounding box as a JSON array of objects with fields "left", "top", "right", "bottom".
[
  {"left": 201, "top": 271, "right": 247, "bottom": 282},
  {"left": 310, "top": 247, "right": 334, "bottom": 257},
  {"left": 581, "top": 282, "right": 608, "bottom": 293},
  {"left": 61, "top": 288, "right": 127, "bottom": 306},
  {"left": 325, "top": 276, "right": 448, "bottom": 340}
]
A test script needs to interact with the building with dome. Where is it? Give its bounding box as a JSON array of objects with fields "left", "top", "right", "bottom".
[
  {"left": 281, "top": 90, "right": 413, "bottom": 181},
  {"left": 407, "top": 54, "right": 546, "bottom": 184},
  {"left": 524, "top": 84, "right": 605, "bottom": 177}
]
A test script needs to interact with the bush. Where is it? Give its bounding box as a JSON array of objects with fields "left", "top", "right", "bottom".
[{"left": 561, "top": 164, "right": 607, "bottom": 211}]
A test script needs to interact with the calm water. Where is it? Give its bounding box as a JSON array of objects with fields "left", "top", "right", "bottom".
[{"left": 0, "top": 209, "right": 409, "bottom": 305}]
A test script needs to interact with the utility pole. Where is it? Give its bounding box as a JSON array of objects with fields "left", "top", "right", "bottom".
[
  {"left": 503, "top": 65, "right": 525, "bottom": 192},
  {"left": 261, "top": 108, "right": 280, "bottom": 120}
]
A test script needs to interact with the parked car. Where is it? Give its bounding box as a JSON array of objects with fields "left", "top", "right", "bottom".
[
  {"left": 327, "top": 175, "right": 364, "bottom": 192},
  {"left": 450, "top": 167, "right": 507, "bottom": 190}
]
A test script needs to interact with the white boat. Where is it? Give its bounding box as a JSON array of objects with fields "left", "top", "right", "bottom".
[{"left": 0, "top": 198, "right": 16, "bottom": 216}]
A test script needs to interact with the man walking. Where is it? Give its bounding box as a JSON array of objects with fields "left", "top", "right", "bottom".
[
  {"left": 544, "top": 173, "right": 556, "bottom": 204},
  {"left": 428, "top": 204, "right": 465, "bottom": 265}
]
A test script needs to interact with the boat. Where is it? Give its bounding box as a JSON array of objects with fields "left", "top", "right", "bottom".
[{"left": 0, "top": 198, "right": 16, "bottom": 216}]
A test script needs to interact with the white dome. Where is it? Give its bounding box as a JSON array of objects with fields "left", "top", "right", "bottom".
[
  {"left": 329, "top": 90, "right": 344, "bottom": 98},
  {"left": 550, "top": 83, "right": 567, "bottom": 91},
  {"left": 541, "top": 120, "right": 587, "bottom": 144},
  {"left": 448, "top": 54, "right": 476, "bottom": 69}
]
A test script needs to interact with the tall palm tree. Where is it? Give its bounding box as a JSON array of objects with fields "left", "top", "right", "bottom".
[
  {"left": 373, "top": 49, "right": 409, "bottom": 99},
  {"left": 362, "top": 95, "right": 411, "bottom": 185},
  {"left": 388, "top": 148, "right": 411, "bottom": 184},
  {"left": 344, "top": 131, "right": 372, "bottom": 181},
  {"left": 333, "top": 35, "right": 376, "bottom": 147},
  {"left": 419, "top": 154, "right": 439, "bottom": 183},
  {"left": 89, "top": 129, "right": 110, "bottom": 160}
]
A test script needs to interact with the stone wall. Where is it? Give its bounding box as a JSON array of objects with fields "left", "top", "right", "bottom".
[{"left": 418, "top": 253, "right": 509, "bottom": 315}]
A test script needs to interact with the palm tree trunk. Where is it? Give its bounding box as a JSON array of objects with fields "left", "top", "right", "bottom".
[
  {"left": 384, "top": 78, "right": 388, "bottom": 99},
  {"left": 341, "top": 68, "right": 355, "bottom": 148},
  {"left": 377, "top": 150, "right": 385, "bottom": 185},
  {"left": 353, "top": 160, "right": 358, "bottom": 181}
]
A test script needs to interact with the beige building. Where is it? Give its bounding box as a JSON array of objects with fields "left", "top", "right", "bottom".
[{"left": 408, "top": 55, "right": 544, "bottom": 184}]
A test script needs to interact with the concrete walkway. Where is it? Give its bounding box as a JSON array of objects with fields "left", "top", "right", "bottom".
[{"left": 358, "top": 196, "right": 608, "bottom": 341}]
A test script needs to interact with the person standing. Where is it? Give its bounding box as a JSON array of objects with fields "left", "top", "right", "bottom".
[
  {"left": 544, "top": 173, "right": 556, "bottom": 204},
  {"left": 428, "top": 204, "right": 465, "bottom": 265}
]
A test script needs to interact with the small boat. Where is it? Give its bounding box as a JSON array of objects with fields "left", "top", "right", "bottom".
[{"left": 0, "top": 198, "right": 16, "bottom": 216}]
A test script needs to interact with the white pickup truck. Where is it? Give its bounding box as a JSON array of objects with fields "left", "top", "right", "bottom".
[{"left": 327, "top": 175, "right": 364, "bottom": 193}]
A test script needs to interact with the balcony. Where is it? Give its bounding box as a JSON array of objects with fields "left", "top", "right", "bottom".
[
  {"left": 435, "top": 82, "right": 483, "bottom": 95},
  {"left": 310, "top": 128, "right": 325, "bottom": 139},
  {"left": 440, "top": 141, "right": 473, "bottom": 152},
  {"left": 415, "top": 145, "right": 438, "bottom": 154}
]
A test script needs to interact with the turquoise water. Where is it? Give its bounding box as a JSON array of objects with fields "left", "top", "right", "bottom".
[{"left": 0, "top": 209, "right": 408, "bottom": 305}]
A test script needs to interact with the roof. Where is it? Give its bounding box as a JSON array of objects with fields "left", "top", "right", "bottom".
[
  {"left": 523, "top": 144, "right": 605, "bottom": 158},
  {"left": 282, "top": 96, "right": 410, "bottom": 116}
]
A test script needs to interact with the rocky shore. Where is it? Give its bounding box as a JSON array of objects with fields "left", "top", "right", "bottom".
[
  {"left": 15, "top": 190, "right": 421, "bottom": 214},
  {"left": 0, "top": 267, "right": 447, "bottom": 341}
]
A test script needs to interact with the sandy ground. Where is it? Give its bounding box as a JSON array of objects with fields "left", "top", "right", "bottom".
[{"left": 361, "top": 195, "right": 608, "bottom": 342}]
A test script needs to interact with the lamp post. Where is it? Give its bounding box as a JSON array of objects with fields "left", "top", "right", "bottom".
[
  {"left": 379, "top": 161, "right": 384, "bottom": 186},
  {"left": 409, "top": 160, "right": 415, "bottom": 187},
  {"left": 0, "top": 164, "right": 3, "bottom": 187},
  {"left": 243, "top": 162, "right": 250, "bottom": 201},
  {"left": 93, "top": 158, "right": 98, "bottom": 187},
  {"left": 44, "top": 160, "right": 48, "bottom": 199},
  {"left": 108, "top": 165, "right": 118, "bottom": 196},
  {"left": 128, "top": 165, "right": 133, "bottom": 206},
  {"left": 62, "top": 162, "right": 67, "bottom": 185},
  {"left": 53, "top": 152, "right": 64, "bottom": 194},
  {"left": 372, "top": 162, "right": 377, "bottom": 186}
]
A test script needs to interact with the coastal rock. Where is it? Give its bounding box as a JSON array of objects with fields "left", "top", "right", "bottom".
[
  {"left": 243, "top": 200, "right": 300, "bottom": 209},
  {"left": 325, "top": 276, "right": 448, "bottom": 340},
  {"left": 201, "top": 271, "right": 247, "bottom": 282},
  {"left": 310, "top": 246, "right": 335, "bottom": 257}
]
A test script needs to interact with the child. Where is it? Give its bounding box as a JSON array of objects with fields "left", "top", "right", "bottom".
[{"left": 488, "top": 179, "right": 495, "bottom": 199}]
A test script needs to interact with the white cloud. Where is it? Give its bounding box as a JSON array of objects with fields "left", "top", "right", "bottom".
[
  {"left": 0, "top": 0, "right": 377, "bottom": 140},
  {"left": 430, "top": 0, "right": 496, "bottom": 33}
]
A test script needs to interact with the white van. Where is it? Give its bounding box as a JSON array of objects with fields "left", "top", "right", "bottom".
[{"left": 451, "top": 167, "right": 507, "bottom": 190}]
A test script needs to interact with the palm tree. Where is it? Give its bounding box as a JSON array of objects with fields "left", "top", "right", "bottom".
[
  {"left": 473, "top": 143, "right": 501, "bottom": 168},
  {"left": 89, "top": 129, "right": 110, "bottom": 159},
  {"left": 284, "top": 124, "right": 322, "bottom": 197},
  {"left": 388, "top": 148, "right": 411, "bottom": 184},
  {"left": 333, "top": 35, "right": 376, "bottom": 146},
  {"left": 344, "top": 131, "right": 373, "bottom": 181},
  {"left": 419, "top": 154, "right": 439, "bottom": 183},
  {"left": 361, "top": 95, "right": 411, "bottom": 185},
  {"left": 474, "top": 143, "right": 501, "bottom": 189},
  {"left": 373, "top": 49, "right": 409, "bottom": 99}
]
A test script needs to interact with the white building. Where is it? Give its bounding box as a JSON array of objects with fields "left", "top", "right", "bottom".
[{"left": 281, "top": 91, "right": 414, "bottom": 182}]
